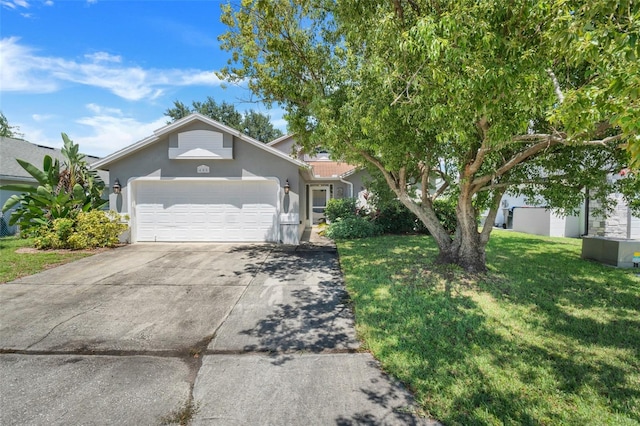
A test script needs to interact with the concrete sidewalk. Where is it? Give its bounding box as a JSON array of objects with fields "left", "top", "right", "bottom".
[{"left": 1, "top": 241, "right": 437, "bottom": 425}]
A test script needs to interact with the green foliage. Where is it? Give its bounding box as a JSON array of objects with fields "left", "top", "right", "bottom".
[
  {"left": 164, "top": 96, "right": 283, "bottom": 143},
  {"left": 325, "top": 197, "right": 358, "bottom": 222},
  {"left": 372, "top": 198, "right": 456, "bottom": 235},
  {"left": 0, "top": 133, "right": 107, "bottom": 234},
  {"left": 374, "top": 200, "right": 421, "bottom": 234},
  {"left": 34, "top": 210, "right": 126, "bottom": 250},
  {"left": 432, "top": 198, "right": 458, "bottom": 234},
  {"left": 337, "top": 232, "right": 640, "bottom": 424},
  {"left": 0, "top": 111, "right": 22, "bottom": 139},
  {"left": 324, "top": 216, "right": 381, "bottom": 240},
  {"left": 219, "top": 0, "right": 639, "bottom": 271}
]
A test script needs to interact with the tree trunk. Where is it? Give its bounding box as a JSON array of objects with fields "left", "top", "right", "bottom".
[
  {"left": 436, "top": 234, "right": 487, "bottom": 273},
  {"left": 435, "top": 189, "right": 488, "bottom": 273}
]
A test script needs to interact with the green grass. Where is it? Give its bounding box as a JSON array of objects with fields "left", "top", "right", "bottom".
[
  {"left": 0, "top": 236, "right": 93, "bottom": 283},
  {"left": 337, "top": 230, "right": 640, "bottom": 425}
]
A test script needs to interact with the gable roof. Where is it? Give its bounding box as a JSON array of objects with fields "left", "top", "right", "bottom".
[
  {"left": 92, "top": 113, "right": 307, "bottom": 170},
  {"left": 267, "top": 133, "right": 295, "bottom": 147},
  {"left": 0, "top": 136, "right": 107, "bottom": 183},
  {"left": 307, "top": 161, "right": 357, "bottom": 178}
]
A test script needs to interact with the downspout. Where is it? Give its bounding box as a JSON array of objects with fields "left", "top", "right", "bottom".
[
  {"left": 584, "top": 187, "right": 589, "bottom": 237},
  {"left": 339, "top": 177, "right": 354, "bottom": 198}
]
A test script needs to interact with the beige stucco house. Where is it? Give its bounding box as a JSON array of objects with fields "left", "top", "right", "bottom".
[{"left": 92, "top": 113, "right": 366, "bottom": 244}]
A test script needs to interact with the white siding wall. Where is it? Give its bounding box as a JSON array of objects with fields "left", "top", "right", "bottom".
[
  {"left": 513, "top": 207, "right": 580, "bottom": 238},
  {"left": 630, "top": 214, "right": 640, "bottom": 239},
  {"left": 513, "top": 208, "right": 551, "bottom": 236}
]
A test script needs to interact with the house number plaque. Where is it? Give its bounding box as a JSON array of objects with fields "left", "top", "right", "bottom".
[{"left": 197, "top": 165, "right": 210, "bottom": 174}]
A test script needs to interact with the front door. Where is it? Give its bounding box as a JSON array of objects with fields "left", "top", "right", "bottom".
[{"left": 310, "top": 186, "right": 330, "bottom": 225}]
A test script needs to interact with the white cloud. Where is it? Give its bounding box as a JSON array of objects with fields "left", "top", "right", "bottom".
[
  {"left": 0, "top": 37, "right": 224, "bottom": 101},
  {"left": 178, "top": 71, "right": 222, "bottom": 86},
  {"left": 32, "top": 113, "right": 55, "bottom": 122},
  {"left": 1, "top": 0, "right": 29, "bottom": 9},
  {"left": 85, "top": 103, "right": 122, "bottom": 115},
  {"left": 44, "top": 0, "right": 53, "bottom": 5},
  {"left": 75, "top": 111, "right": 167, "bottom": 157},
  {"left": 84, "top": 52, "right": 122, "bottom": 63},
  {"left": 0, "top": 37, "right": 59, "bottom": 92}
]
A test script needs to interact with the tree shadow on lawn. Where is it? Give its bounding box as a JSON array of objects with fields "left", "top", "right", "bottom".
[
  {"left": 484, "top": 238, "right": 640, "bottom": 353},
  {"left": 478, "top": 241, "right": 640, "bottom": 423},
  {"left": 341, "top": 237, "right": 640, "bottom": 425}
]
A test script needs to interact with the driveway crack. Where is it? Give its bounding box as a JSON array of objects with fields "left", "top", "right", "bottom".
[{"left": 25, "top": 303, "right": 104, "bottom": 350}]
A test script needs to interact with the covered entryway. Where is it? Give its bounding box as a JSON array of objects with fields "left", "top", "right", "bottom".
[
  {"left": 309, "top": 185, "right": 330, "bottom": 225},
  {"left": 133, "top": 179, "right": 279, "bottom": 242}
]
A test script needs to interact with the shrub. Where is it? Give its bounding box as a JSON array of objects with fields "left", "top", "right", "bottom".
[
  {"left": 375, "top": 200, "right": 423, "bottom": 234},
  {"left": 34, "top": 210, "right": 127, "bottom": 250},
  {"left": 433, "top": 198, "right": 457, "bottom": 234},
  {"left": 370, "top": 197, "right": 457, "bottom": 235},
  {"left": 325, "top": 216, "right": 381, "bottom": 240},
  {"left": 67, "top": 210, "right": 127, "bottom": 249},
  {"left": 325, "top": 198, "right": 358, "bottom": 222}
]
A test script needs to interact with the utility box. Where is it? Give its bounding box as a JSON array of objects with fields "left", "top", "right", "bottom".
[{"left": 582, "top": 236, "right": 640, "bottom": 268}]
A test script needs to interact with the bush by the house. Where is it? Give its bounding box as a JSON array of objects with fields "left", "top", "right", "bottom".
[
  {"left": 375, "top": 200, "right": 423, "bottom": 234},
  {"left": 325, "top": 197, "right": 359, "bottom": 222},
  {"left": 324, "top": 216, "right": 381, "bottom": 240},
  {"left": 34, "top": 210, "right": 127, "bottom": 250}
]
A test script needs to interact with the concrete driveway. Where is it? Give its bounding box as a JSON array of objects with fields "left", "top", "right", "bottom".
[{"left": 1, "top": 243, "right": 435, "bottom": 425}]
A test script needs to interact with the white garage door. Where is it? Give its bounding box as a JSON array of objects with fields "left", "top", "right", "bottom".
[{"left": 135, "top": 180, "right": 278, "bottom": 242}]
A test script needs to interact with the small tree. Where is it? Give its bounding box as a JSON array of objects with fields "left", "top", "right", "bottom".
[
  {"left": 0, "top": 111, "right": 23, "bottom": 139},
  {"left": 1, "top": 133, "right": 107, "bottom": 234}
]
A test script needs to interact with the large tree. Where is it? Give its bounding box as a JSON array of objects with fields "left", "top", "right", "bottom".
[
  {"left": 165, "top": 96, "right": 283, "bottom": 143},
  {"left": 219, "top": 0, "right": 639, "bottom": 272}
]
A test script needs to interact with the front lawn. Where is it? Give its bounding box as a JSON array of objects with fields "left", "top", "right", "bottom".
[
  {"left": 0, "top": 236, "right": 93, "bottom": 283},
  {"left": 337, "top": 230, "right": 640, "bottom": 425}
]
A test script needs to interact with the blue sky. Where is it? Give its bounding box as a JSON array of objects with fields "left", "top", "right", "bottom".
[{"left": 0, "top": 0, "right": 285, "bottom": 157}]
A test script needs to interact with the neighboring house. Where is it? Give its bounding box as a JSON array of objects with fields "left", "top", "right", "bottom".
[
  {"left": 587, "top": 174, "right": 640, "bottom": 239},
  {"left": 0, "top": 137, "right": 108, "bottom": 236},
  {"left": 493, "top": 175, "right": 639, "bottom": 239},
  {"left": 92, "top": 113, "right": 367, "bottom": 245},
  {"left": 491, "top": 193, "right": 583, "bottom": 238}
]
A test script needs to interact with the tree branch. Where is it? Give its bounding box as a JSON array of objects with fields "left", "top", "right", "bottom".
[
  {"left": 391, "top": 59, "right": 428, "bottom": 106},
  {"left": 358, "top": 150, "right": 403, "bottom": 195},
  {"left": 472, "top": 137, "right": 562, "bottom": 189},
  {"left": 546, "top": 68, "right": 565, "bottom": 104},
  {"left": 480, "top": 188, "right": 506, "bottom": 244},
  {"left": 431, "top": 180, "right": 450, "bottom": 201}
]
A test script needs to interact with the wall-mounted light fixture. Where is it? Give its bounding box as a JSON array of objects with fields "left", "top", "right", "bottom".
[
  {"left": 113, "top": 178, "right": 122, "bottom": 194},
  {"left": 284, "top": 179, "right": 290, "bottom": 194}
]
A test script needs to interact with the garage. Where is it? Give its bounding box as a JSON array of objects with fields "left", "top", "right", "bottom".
[{"left": 134, "top": 179, "right": 279, "bottom": 242}]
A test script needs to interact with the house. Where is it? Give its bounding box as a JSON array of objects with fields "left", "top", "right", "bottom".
[
  {"left": 0, "top": 136, "right": 108, "bottom": 236},
  {"left": 492, "top": 193, "right": 583, "bottom": 238},
  {"left": 493, "top": 176, "right": 639, "bottom": 239},
  {"left": 267, "top": 134, "right": 369, "bottom": 225},
  {"left": 92, "top": 113, "right": 367, "bottom": 244}
]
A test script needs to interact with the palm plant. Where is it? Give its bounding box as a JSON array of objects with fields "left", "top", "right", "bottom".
[{"left": 1, "top": 133, "right": 107, "bottom": 234}]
